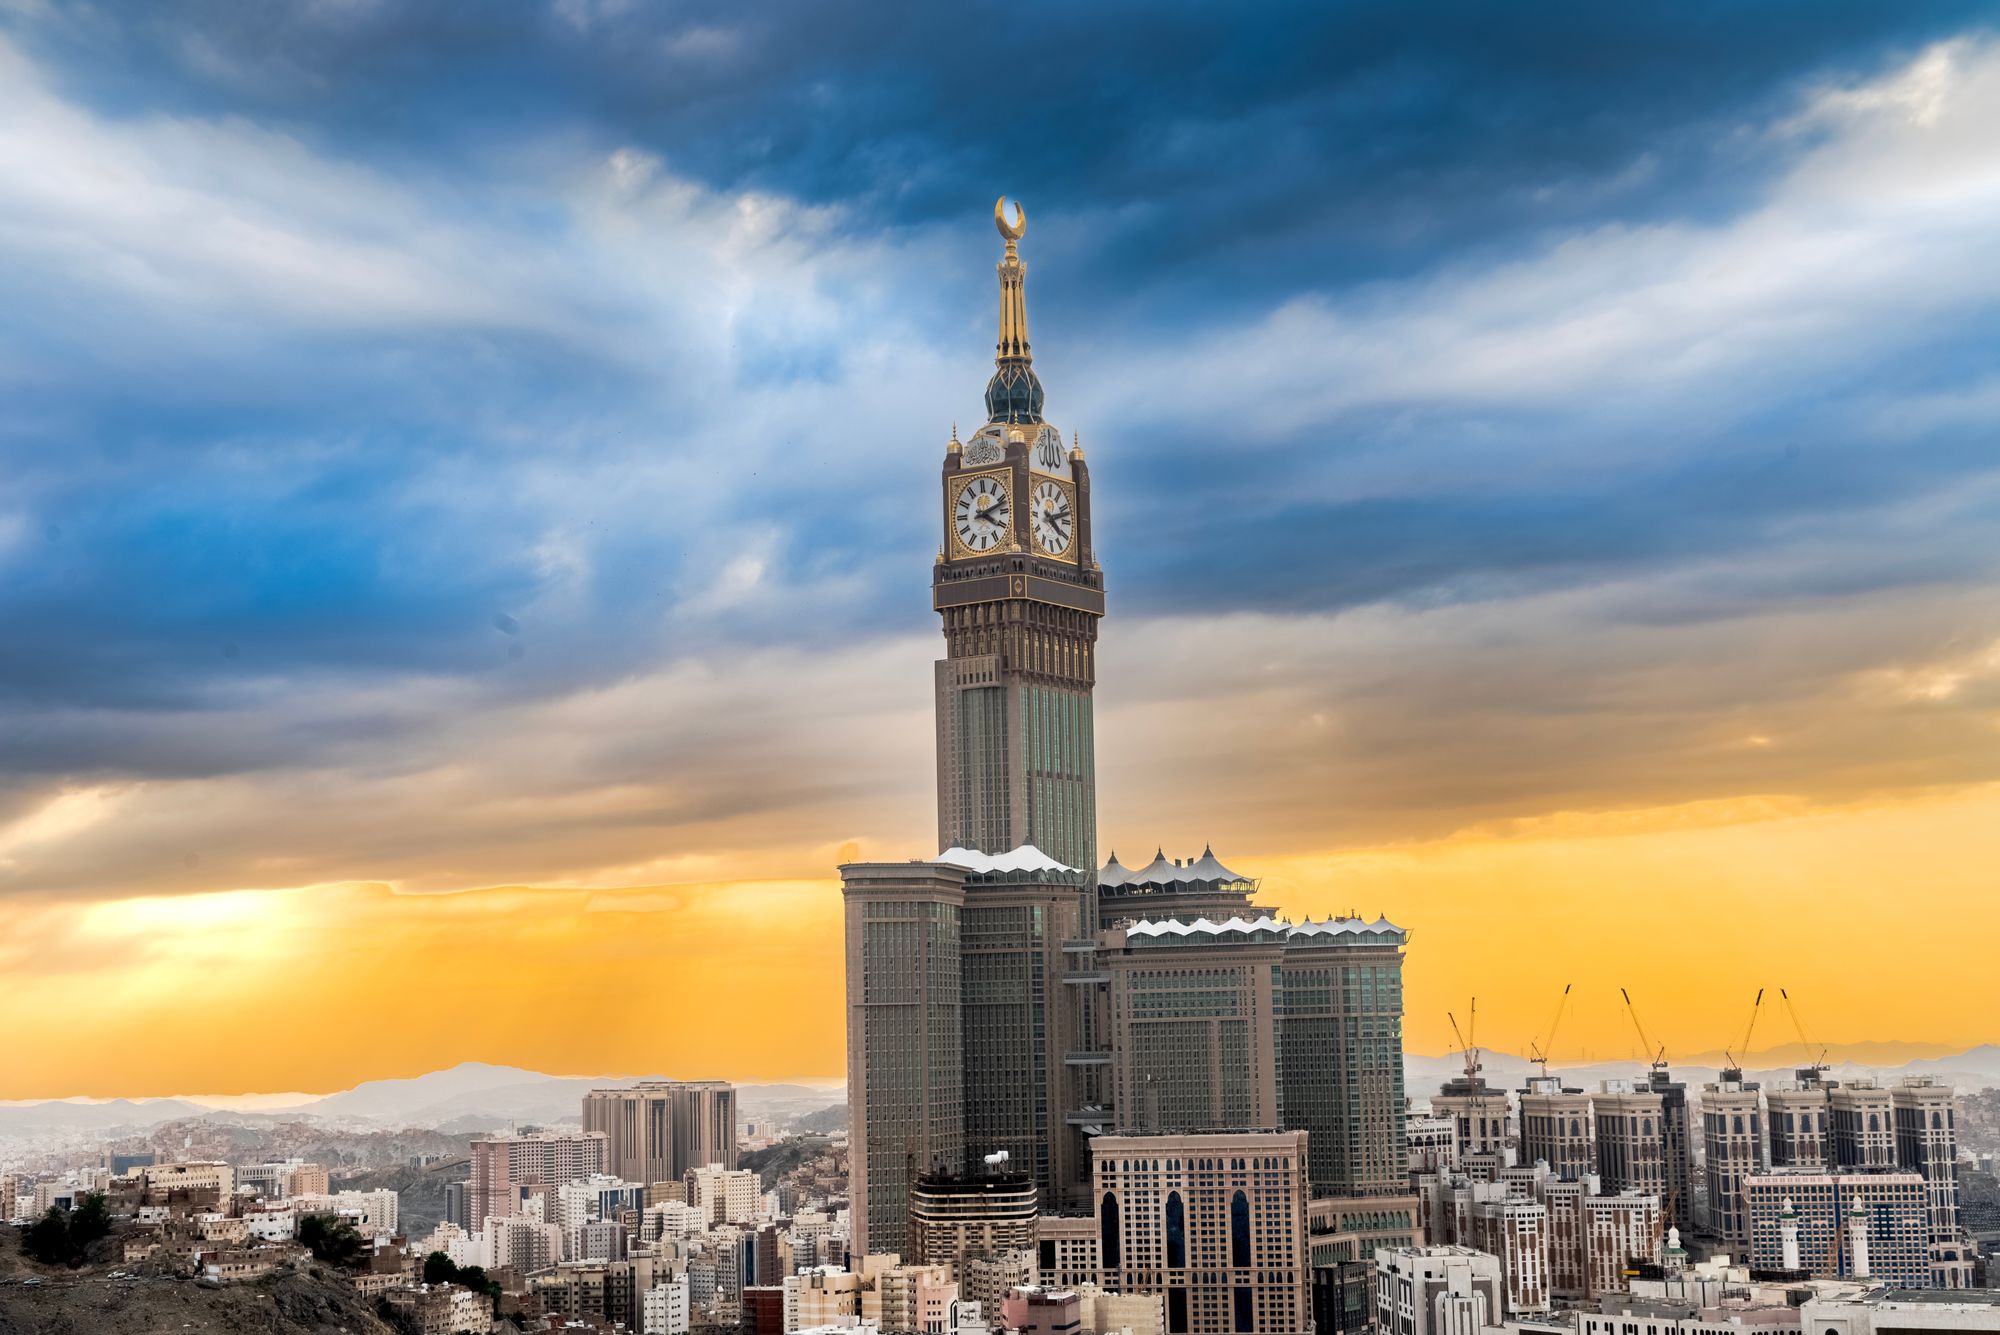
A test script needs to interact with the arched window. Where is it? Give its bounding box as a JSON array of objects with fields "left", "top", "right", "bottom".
[
  {"left": 1868, "top": 1113, "right": 1879, "bottom": 1133},
  {"left": 1933, "top": 1111, "right": 1943, "bottom": 1130},
  {"left": 1099, "top": 1192, "right": 1121, "bottom": 1270},
  {"left": 1166, "top": 1192, "right": 1185, "bottom": 1269},
  {"left": 1230, "top": 1190, "right": 1251, "bottom": 1268}
]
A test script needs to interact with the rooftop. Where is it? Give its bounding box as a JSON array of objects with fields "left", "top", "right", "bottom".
[{"left": 936, "top": 844, "right": 1080, "bottom": 875}]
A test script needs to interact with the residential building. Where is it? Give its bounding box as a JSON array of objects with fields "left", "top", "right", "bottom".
[
  {"left": 469, "top": 1130, "right": 607, "bottom": 1225},
  {"left": 292, "top": 1189, "right": 397, "bottom": 1236},
  {"left": 645, "top": 1275, "right": 692, "bottom": 1335},
  {"left": 686, "top": 1163, "right": 761, "bottom": 1225}
]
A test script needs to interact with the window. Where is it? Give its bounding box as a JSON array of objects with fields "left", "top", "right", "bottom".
[
  {"left": 1099, "top": 1192, "right": 1120, "bottom": 1270},
  {"left": 1166, "top": 1192, "right": 1185, "bottom": 1269},
  {"left": 1231, "top": 1190, "right": 1251, "bottom": 1268}
]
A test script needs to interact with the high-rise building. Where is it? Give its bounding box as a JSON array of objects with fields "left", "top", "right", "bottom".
[
  {"left": 1889, "top": 1077, "right": 1961, "bottom": 1244},
  {"left": 909, "top": 1168, "right": 1038, "bottom": 1276},
  {"left": 1766, "top": 1075, "right": 1830, "bottom": 1170},
  {"left": 933, "top": 200, "right": 1103, "bottom": 876},
  {"left": 1591, "top": 1083, "right": 1665, "bottom": 1198},
  {"left": 1828, "top": 1081, "right": 1896, "bottom": 1170},
  {"left": 1092, "top": 1130, "right": 1313, "bottom": 1335},
  {"left": 1518, "top": 1078, "right": 1595, "bottom": 1181},
  {"left": 1102, "top": 916, "right": 1285, "bottom": 1135},
  {"left": 1100, "top": 911, "right": 1410, "bottom": 1197},
  {"left": 1639, "top": 1065, "right": 1695, "bottom": 1232},
  {"left": 842, "top": 202, "right": 1413, "bottom": 1275},
  {"left": 470, "top": 1131, "right": 608, "bottom": 1227},
  {"left": 955, "top": 850, "right": 1092, "bottom": 1205},
  {"left": 1278, "top": 917, "right": 1411, "bottom": 1198},
  {"left": 581, "top": 1082, "right": 737, "bottom": 1189},
  {"left": 1431, "top": 1077, "right": 1511, "bottom": 1162},
  {"left": 842, "top": 858, "right": 968, "bottom": 1258},
  {"left": 1700, "top": 1076, "right": 1764, "bottom": 1251}
]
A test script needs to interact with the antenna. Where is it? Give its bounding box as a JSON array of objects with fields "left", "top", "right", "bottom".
[
  {"left": 1528, "top": 983, "right": 1573, "bottom": 1077},
  {"left": 1620, "top": 987, "right": 1668, "bottom": 1073},
  {"left": 1779, "top": 988, "right": 1829, "bottom": 1076},
  {"left": 1448, "top": 997, "right": 1482, "bottom": 1082},
  {"left": 1723, "top": 988, "right": 1765, "bottom": 1074}
]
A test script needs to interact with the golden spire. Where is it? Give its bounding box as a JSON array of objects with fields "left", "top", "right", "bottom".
[
  {"left": 984, "top": 196, "right": 1045, "bottom": 422},
  {"left": 994, "top": 197, "right": 1030, "bottom": 362}
]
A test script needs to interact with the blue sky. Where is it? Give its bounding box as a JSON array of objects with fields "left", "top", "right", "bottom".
[{"left": 3, "top": 0, "right": 2000, "bottom": 907}]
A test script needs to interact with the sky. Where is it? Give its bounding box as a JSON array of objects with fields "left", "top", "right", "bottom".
[{"left": 3, "top": 1, "right": 1999, "bottom": 1100}]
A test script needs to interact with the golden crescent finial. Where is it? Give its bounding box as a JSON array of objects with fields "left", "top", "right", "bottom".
[{"left": 994, "top": 196, "right": 1027, "bottom": 242}]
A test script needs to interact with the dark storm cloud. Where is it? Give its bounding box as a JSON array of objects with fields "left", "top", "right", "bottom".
[{"left": 2, "top": 1, "right": 1999, "bottom": 882}]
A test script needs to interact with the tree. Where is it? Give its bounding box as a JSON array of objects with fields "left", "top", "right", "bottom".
[
  {"left": 21, "top": 1208, "right": 71, "bottom": 1266},
  {"left": 297, "top": 1212, "right": 368, "bottom": 1269},
  {"left": 67, "top": 1194, "right": 111, "bottom": 1255},
  {"left": 422, "top": 1250, "right": 458, "bottom": 1285}
]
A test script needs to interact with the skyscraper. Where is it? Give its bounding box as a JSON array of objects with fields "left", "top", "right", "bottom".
[
  {"left": 843, "top": 200, "right": 1412, "bottom": 1273},
  {"left": 933, "top": 198, "right": 1102, "bottom": 876},
  {"left": 581, "top": 1081, "right": 737, "bottom": 1189},
  {"left": 842, "top": 859, "right": 968, "bottom": 1258},
  {"left": 1700, "top": 1076, "right": 1764, "bottom": 1252}
]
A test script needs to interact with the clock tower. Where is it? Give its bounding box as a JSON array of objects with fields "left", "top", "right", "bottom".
[{"left": 933, "top": 198, "right": 1103, "bottom": 874}]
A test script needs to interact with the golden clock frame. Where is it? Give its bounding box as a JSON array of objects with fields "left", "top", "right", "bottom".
[
  {"left": 947, "top": 467, "right": 1015, "bottom": 561},
  {"left": 1027, "top": 476, "right": 1080, "bottom": 563}
]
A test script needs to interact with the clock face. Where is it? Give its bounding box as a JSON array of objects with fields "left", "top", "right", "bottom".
[
  {"left": 1032, "top": 425, "right": 1067, "bottom": 474},
  {"left": 953, "top": 474, "right": 1011, "bottom": 553},
  {"left": 1030, "top": 479, "right": 1074, "bottom": 556}
]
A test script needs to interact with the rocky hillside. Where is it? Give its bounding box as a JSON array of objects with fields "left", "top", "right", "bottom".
[{"left": 0, "top": 1227, "right": 397, "bottom": 1335}]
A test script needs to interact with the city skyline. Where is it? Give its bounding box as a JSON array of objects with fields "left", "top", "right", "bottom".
[{"left": 6, "top": 4, "right": 2000, "bottom": 1101}]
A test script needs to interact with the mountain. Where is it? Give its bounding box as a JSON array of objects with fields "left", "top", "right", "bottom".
[
  {"left": 267, "top": 1062, "right": 669, "bottom": 1125},
  {"left": 253, "top": 1064, "right": 843, "bottom": 1129},
  {"left": 0, "top": 1098, "right": 210, "bottom": 1136}
]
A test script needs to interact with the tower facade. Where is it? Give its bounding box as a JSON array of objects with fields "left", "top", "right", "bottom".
[{"left": 933, "top": 198, "right": 1103, "bottom": 875}]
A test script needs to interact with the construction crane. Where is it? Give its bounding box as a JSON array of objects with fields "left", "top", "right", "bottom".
[
  {"left": 1722, "top": 988, "right": 1765, "bottom": 1075},
  {"left": 1447, "top": 997, "right": 1483, "bottom": 1083},
  {"left": 1528, "top": 983, "right": 1573, "bottom": 1077},
  {"left": 1620, "top": 987, "right": 1668, "bottom": 1074},
  {"left": 1780, "top": 987, "right": 1829, "bottom": 1079}
]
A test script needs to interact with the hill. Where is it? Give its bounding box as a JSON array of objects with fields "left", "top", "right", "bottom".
[{"left": 0, "top": 1225, "right": 396, "bottom": 1335}]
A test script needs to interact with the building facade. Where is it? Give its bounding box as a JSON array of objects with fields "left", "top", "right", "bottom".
[{"left": 1092, "top": 1131, "right": 1313, "bottom": 1335}]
